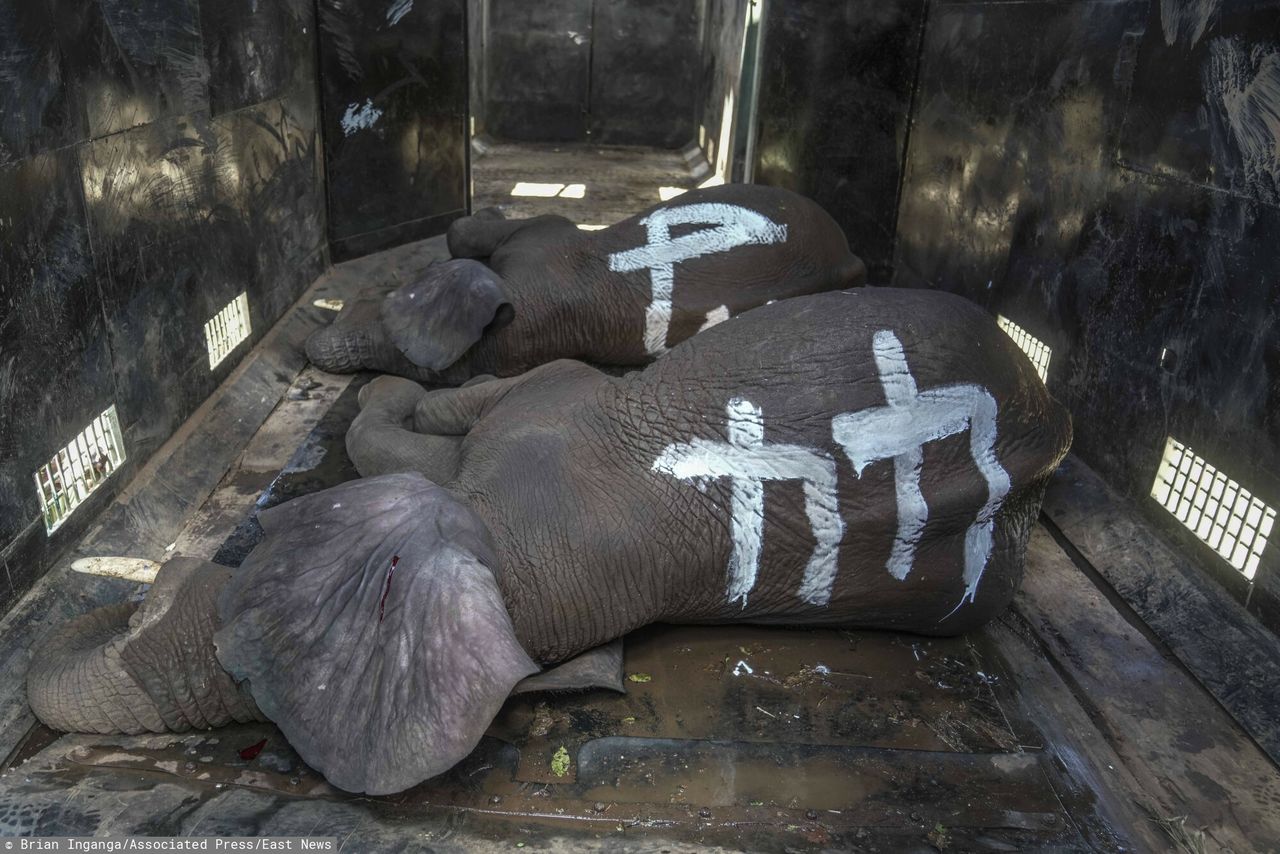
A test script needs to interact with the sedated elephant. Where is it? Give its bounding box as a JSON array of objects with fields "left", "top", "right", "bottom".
[
  {"left": 304, "top": 184, "right": 867, "bottom": 383},
  {"left": 28, "top": 288, "right": 1071, "bottom": 796}
]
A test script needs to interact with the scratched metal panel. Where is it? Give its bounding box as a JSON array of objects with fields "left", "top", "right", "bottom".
[
  {"left": 752, "top": 0, "right": 927, "bottom": 282},
  {"left": 1118, "top": 0, "right": 1280, "bottom": 208},
  {"left": 316, "top": 0, "right": 468, "bottom": 257},
  {"left": 200, "top": 0, "right": 316, "bottom": 117},
  {"left": 0, "top": 0, "right": 84, "bottom": 163},
  {"left": 483, "top": 0, "right": 594, "bottom": 142},
  {"left": 221, "top": 97, "right": 328, "bottom": 327},
  {"left": 894, "top": 0, "right": 1146, "bottom": 307},
  {"left": 0, "top": 0, "right": 325, "bottom": 612},
  {"left": 62, "top": 0, "right": 211, "bottom": 139},
  {"left": 0, "top": 150, "right": 116, "bottom": 577},
  {"left": 894, "top": 0, "right": 1280, "bottom": 626},
  {"left": 81, "top": 116, "right": 250, "bottom": 462},
  {"left": 1056, "top": 171, "right": 1280, "bottom": 617},
  {"left": 81, "top": 97, "right": 326, "bottom": 466},
  {"left": 587, "top": 0, "right": 700, "bottom": 148}
]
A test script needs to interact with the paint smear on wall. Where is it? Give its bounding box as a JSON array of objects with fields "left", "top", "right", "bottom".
[
  {"left": 1207, "top": 37, "right": 1280, "bottom": 205},
  {"left": 1160, "top": 0, "right": 1220, "bottom": 47},
  {"left": 341, "top": 99, "right": 384, "bottom": 136},
  {"left": 387, "top": 0, "right": 413, "bottom": 27}
]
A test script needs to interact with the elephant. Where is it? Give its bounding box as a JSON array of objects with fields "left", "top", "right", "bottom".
[
  {"left": 304, "top": 184, "right": 867, "bottom": 383},
  {"left": 28, "top": 288, "right": 1071, "bottom": 796}
]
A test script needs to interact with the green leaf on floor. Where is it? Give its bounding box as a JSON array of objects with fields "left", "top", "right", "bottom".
[{"left": 551, "top": 745, "right": 571, "bottom": 778}]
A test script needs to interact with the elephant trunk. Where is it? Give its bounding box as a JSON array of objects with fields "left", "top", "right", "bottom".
[
  {"left": 304, "top": 286, "right": 401, "bottom": 375},
  {"left": 27, "top": 558, "right": 264, "bottom": 735}
]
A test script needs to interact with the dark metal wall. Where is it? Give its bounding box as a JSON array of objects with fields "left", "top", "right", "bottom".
[
  {"left": 0, "top": 0, "right": 325, "bottom": 612},
  {"left": 696, "top": 0, "right": 750, "bottom": 179},
  {"left": 751, "top": 0, "right": 927, "bottom": 282},
  {"left": 895, "top": 0, "right": 1280, "bottom": 626},
  {"left": 751, "top": 0, "right": 1280, "bottom": 627},
  {"left": 479, "top": 0, "right": 700, "bottom": 147},
  {"left": 316, "top": 0, "right": 469, "bottom": 260}
]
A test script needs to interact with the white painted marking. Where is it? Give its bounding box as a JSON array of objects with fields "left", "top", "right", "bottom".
[
  {"left": 653, "top": 398, "right": 843, "bottom": 607},
  {"left": 341, "top": 100, "right": 383, "bottom": 136},
  {"left": 609, "top": 203, "right": 787, "bottom": 354},
  {"left": 71, "top": 556, "right": 160, "bottom": 584},
  {"left": 699, "top": 305, "right": 730, "bottom": 332},
  {"left": 387, "top": 0, "right": 413, "bottom": 26},
  {"left": 831, "top": 331, "right": 1010, "bottom": 612}
]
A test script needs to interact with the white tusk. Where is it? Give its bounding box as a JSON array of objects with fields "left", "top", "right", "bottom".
[{"left": 71, "top": 556, "right": 161, "bottom": 584}]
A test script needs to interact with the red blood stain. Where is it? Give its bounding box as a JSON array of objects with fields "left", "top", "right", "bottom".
[
  {"left": 379, "top": 555, "right": 400, "bottom": 623},
  {"left": 238, "top": 738, "right": 268, "bottom": 761}
]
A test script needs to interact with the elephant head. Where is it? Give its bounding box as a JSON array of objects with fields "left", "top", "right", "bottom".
[
  {"left": 28, "top": 476, "right": 539, "bottom": 796},
  {"left": 304, "top": 184, "right": 867, "bottom": 382},
  {"left": 304, "top": 258, "right": 516, "bottom": 383}
]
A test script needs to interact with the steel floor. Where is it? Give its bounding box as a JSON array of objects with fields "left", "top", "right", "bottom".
[{"left": 470, "top": 139, "right": 706, "bottom": 225}]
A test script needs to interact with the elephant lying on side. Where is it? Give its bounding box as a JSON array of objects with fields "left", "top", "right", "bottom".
[
  {"left": 305, "top": 184, "right": 866, "bottom": 383},
  {"left": 29, "top": 289, "right": 1071, "bottom": 796}
]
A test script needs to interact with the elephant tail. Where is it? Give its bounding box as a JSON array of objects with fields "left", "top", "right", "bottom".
[{"left": 27, "top": 558, "right": 263, "bottom": 735}]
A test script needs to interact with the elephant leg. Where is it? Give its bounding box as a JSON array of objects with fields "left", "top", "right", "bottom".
[
  {"left": 412, "top": 373, "right": 526, "bottom": 436},
  {"left": 447, "top": 214, "right": 576, "bottom": 260},
  {"left": 511, "top": 638, "right": 625, "bottom": 695},
  {"left": 347, "top": 376, "right": 463, "bottom": 481}
]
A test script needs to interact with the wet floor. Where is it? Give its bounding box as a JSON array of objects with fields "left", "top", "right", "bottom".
[{"left": 1, "top": 622, "right": 1091, "bottom": 851}]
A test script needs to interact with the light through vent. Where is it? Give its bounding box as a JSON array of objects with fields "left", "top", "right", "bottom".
[
  {"left": 35, "top": 405, "right": 126, "bottom": 535},
  {"left": 996, "top": 315, "right": 1051, "bottom": 382},
  {"left": 205, "top": 292, "right": 251, "bottom": 369},
  {"left": 1150, "top": 436, "right": 1275, "bottom": 579}
]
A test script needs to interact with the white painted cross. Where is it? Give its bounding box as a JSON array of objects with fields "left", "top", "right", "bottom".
[
  {"left": 608, "top": 203, "right": 788, "bottom": 355},
  {"left": 652, "top": 398, "right": 844, "bottom": 607},
  {"left": 831, "top": 330, "right": 1010, "bottom": 611}
]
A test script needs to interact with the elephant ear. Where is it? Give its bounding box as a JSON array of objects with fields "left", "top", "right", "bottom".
[
  {"left": 213, "top": 472, "right": 537, "bottom": 795},
  {"left": 380, "top": 259, "right": 514, "bottom": 371}
]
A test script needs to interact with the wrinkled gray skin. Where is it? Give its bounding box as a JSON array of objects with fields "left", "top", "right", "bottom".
[
  {"left": 29, "top": 289, "right": 1071, "bottom": 797},
  {"left": 305, "top": 184, "right": 866, "bottom": 382}
]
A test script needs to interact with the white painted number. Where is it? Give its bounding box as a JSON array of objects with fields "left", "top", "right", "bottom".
[
  {"left": 652, "top": 398, "right": 844, "bottom": 607},
  {"left": 831, "top": 331, "right": 1010, "bottom": 612},
  {"left": 652, "top": 330, "right": 1011, "bottom": 615},
  {"left": 608, "top": 203, "right": 788, "bottom": 355}
]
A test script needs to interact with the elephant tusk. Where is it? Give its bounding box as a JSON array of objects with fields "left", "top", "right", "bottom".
[{"left": 70, "top": 556, "right": 160, "bottom": 584}]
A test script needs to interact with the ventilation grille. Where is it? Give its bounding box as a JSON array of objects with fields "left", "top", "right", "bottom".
[
  {"left": 35, "top": 405, "right": 126, "bottom": 535},
  {"left": 205, "top": 292, "right": 251, "bottom": 369},
  {"left": 996, "top": 315, "right": 1051, "bottom": 382},
  {"left": 1150, "top": 437, "right": 1275, "bottom": 579}
]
